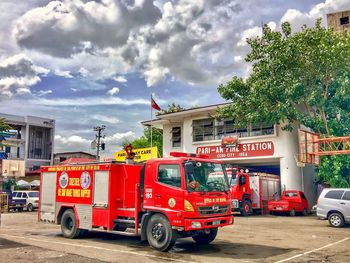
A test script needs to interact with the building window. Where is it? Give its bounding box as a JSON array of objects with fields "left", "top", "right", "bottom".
[
  {"left": 172, "top": 127, "right": 181, "bottom": 147},
  {"left": 340, "top": 16, "right": 349, "bottom": 25},
  {"left": 251, "top": 122, "right": 274, "bottom": 136},
  {"left": 192, "top": 118, "right": 274, "bottom": 142},
  {"left": 193, "top": 118, "right": 214, "bottom": 142}
]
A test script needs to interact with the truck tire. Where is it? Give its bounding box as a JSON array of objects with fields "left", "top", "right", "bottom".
[
  {"left": 61, "top": 209, "right": 81, "bottom": 239},
  {"left": 146, "top": 214, "right": 177, "bottom": 252},
  {"left": 328, "top": 212, "right": 345, "bottom": 228},
  {"left": 302, "top": 209, "right": 308, "bottom": 216},
  {"left": 192, "top": 228, "right": 218, "bottom": 244},
  {"left": 27, "top": 203, "right": 34, "bottom": 212},
  {"left": 240, "top": 200, "right": 252, "bottom": 216}
]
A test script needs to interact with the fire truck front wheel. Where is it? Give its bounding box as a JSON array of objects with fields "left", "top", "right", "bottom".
[
  {"left": 192, "top": 228, "right": 218, "bottom": 244},
  {"left": 61, "top": 209, "right": 82, "bottom": 239},
  {"left": 146, "top": 214, "right": 177, "bottom": 252}
]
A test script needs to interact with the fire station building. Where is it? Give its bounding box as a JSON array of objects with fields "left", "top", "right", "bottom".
[{"left": 143, "top": 103, "right": 318, "bottom": 206}]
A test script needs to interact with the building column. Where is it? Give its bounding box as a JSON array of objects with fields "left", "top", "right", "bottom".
[{"left": 280, "top": 156, "right": 302, "bottom": 191}]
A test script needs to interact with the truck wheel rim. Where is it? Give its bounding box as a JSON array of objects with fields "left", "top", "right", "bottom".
[
  {"left": 244, "top": 204, "right": 249, "bottom": 213},
  {"left": 151, "top": 223, "right": 165, "bottom": 241},
  {"left": 65, "top": 217, "right": 73, "bottom": 230},
  {"left": 330, "top": 215, "right": 340, "bottom": 226}
]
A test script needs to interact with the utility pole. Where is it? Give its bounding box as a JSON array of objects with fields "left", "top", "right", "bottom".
[{"left": 93, "top": 125, "right": 106, "bottom": 161}]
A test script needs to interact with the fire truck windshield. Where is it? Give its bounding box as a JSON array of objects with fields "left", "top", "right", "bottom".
[{"left": 185, "top": 161, "right": 229, "bottom": 192}]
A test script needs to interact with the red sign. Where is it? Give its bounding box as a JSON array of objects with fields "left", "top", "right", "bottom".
[
  {"left": 196, "top": 141, "right": 274, "bottom": 159},
  {"left": 56, "top": 170, "right": 93, "bottom": 204}
]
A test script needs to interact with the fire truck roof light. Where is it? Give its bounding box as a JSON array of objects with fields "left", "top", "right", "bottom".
[{"left": 169, "top": 152, "right": 209, "bottom": 158}]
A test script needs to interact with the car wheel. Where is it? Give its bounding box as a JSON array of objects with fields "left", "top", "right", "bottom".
[
  {"left": 27, "top": 203, "right": 34, "bottom": 212},
  {"left": 289, "top": 209, "right": 296, "bottom": 216},
  {"left": 146, "top": 214, "right": 177, "bottom": 252},
  {"left": 61, "top": 209, "right": 82, "bottom": 238},
  {"left": 328, "top": 213, "right": 345, "bottom": 228},
  {"left": 192, "top": 228, "right": 218, "bottom": 244}
]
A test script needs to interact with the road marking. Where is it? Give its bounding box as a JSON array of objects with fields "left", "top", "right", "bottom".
[
  {"left": 0, "top": 233, "right": 196, "bottom": 263},
  {"left": 275, "top": 237, "right": 350, "bottom": 263}
]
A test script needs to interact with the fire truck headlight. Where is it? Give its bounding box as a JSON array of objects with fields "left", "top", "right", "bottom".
[
  {"left": 184, "top": 200, "right": 195, "bottom": 212},
  {"left": 191, "top": 221, "right": 202, "bottom": 228}
]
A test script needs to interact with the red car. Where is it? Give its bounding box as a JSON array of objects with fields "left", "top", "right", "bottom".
[{"left": 268, "top": 190, "right": 309, "bottom": 216}]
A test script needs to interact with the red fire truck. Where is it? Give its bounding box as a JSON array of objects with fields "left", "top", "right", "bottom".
[
  {"left": 39, "top": 152, "right": 233, "bottom": 251},
  {"left": 229, "top": 168, "right": 280, "bottom": 216}
]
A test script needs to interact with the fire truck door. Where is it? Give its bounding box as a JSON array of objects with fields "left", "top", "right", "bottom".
[
  {"left": 93, "top": 171, "right": 109, "bottom": 207},
  {"left": 40, "top": 172, "right": 57, "bottom": 222},
  {"left": 154, "top": 164, "right": 183, "bottom": 210}
]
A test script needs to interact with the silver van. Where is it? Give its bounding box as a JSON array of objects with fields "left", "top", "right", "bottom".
[{"left": 317, "top": 188, "right": 350, "bottom": 227}]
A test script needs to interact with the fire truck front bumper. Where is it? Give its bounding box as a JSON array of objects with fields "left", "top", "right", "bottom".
[{"left": 184, "top": 215, "right": 234, "bottom": 231}]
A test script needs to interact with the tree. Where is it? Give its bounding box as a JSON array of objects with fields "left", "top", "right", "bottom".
[
  {"left": 217, "top": 19, "right": 350, "bottom": 187},
  {"left": 0, "top": 118, "right": 11, "bottom": 132},
  {"left": 158, "top": 103, "right": 184, "bottom": 115},
  {"left": 122, "top": 127, "right": 163, "bottom": 157}
]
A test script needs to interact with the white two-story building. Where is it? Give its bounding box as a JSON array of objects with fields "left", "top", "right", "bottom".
[{"left": 143, "top": 103, "right": 317, "bottom": 205}]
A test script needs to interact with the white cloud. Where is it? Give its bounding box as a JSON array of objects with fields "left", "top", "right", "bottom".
[
  {"left": 113, "top": 75, "right": 127, "bottom": 83},
  {"left": 92, "top": 114, "right": 120, "bottom": 124},
  {"left": 0, "top": 53, "right": 49, "bottom": 98},
  {"left": 36, "top": 89, "right": 52, "bottom": 97},
  {"left": 107, "top": 87, "right": 120, "bottom": 96},
  {"left": 55, "top": 131, "right": 135, "bottom": 156},
  {"left": 30, "top": 96, "right": 149, "bottom": 106},
  {"left": 54, "top": 69, "right": 73, "bottom": 78}
]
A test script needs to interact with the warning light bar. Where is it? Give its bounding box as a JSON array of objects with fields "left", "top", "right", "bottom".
[{"left": 169, "top": 152, "right": 209, "bottom": 159}]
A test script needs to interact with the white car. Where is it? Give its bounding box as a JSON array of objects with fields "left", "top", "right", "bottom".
[
  {"left": 12, "top": 191, "right": 39, "bottom": 212},
  {"left": 317, "top": 188, "right": 350, "bottom": 227}
]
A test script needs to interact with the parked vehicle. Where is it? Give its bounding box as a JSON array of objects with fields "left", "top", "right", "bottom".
[
  {"left": 12, "top": 191, "right": 39, "bottom": 212},
  {"left": 39, "top": 152, "right": 234, "bottom": 251},
  {"left": 8, "top": 192, "right": 26, "bottom": 212},
  {"left": 268, "top": 190, "right": 309, "bottom": 216},
  {"left": 316, "top": 188, "right": 350, "bottom": 227},
  {"left": 229, "top": 168, "right": 280, "bottom": 216}
]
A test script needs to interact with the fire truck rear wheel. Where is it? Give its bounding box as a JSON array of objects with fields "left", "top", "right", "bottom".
[
  {"left": 240, "top": 200, "right": 252, "bottom": 216},
  {"left": 192, "top": 228, "right": 218, "bottom": 244},
  {"left": 146, "top": 214, "right": 177, "bottom": 252},
  {"left": 61, "top": 209, "right": 81, "bottom": 239}
]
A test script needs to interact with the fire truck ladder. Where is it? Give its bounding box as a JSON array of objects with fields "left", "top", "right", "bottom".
[{"left": 298, "top": 129, "right": 350, "bottom": 165}]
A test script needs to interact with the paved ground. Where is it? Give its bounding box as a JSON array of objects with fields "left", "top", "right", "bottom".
[{"left": 0, "top": 212, "right": 349, "bottom": 262}]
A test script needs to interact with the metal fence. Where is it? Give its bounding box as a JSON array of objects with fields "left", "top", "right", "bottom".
[{"left": 0, "top": 193, "right": 8, "bottom": 213}]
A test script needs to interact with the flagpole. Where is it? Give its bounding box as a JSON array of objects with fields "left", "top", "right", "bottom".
[{"left": 150, "top": 94, "right": 153, "bottom": 158}]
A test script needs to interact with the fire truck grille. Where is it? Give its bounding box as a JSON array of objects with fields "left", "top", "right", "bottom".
[{"left": 198, "top": 205, "right": 229, "bottom": 215}]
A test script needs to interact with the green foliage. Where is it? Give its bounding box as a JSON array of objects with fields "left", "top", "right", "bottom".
[
  {"left": 158, "top": 103, "right": 184, "bottom": 115},
  {"left": 217, "top": 19, "right": 350, "bottom": 187},
  {"left": 0, "top": 118, "right": 11, "bottom": 132},
  {"left": 318, "top": 155, "right": 350, "bottom": 187},
  {"left": 122, "top": 127, "right": 163, "bottom": 157},
  {"left": 218, "top": 19, "right": 350, "bottom": 135}
]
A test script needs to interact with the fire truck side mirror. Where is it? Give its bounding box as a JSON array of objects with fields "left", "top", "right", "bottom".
[{"left": 184, "top": 162, "right": 194, "bottom": 175}]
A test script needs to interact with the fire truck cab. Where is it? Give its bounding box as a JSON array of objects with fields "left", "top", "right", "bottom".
[{"left": 39, "top": 152, "right": 233, "bottom": 251}]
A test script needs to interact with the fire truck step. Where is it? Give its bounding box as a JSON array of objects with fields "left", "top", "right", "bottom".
[
  {"left": 114, "top": 219, "right": 136, "bottom": 224},
  {"left": 93, "top": 228, "right": 139, "bottom": 236}
]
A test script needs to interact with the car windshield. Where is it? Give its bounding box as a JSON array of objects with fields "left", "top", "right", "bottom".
[
  {"left": 185, "top": 161, "right": 229, "bottom": 192},
  {"left": 28, "top": 192, "right": 39, "bottom": 198}
]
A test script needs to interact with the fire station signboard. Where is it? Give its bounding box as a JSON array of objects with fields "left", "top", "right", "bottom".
[
  {"left": 54, "top": 165, "right": 96, "bottom": 204},
  {"left": 196, "top": 141, "right": 274, "bottom": 159}
]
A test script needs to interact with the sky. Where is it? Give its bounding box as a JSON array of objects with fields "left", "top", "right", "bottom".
[{"left": 0, "top": 0, "right": 349, "bottom": 158}]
